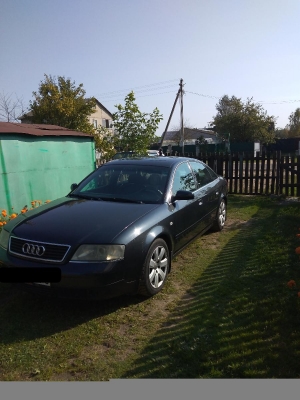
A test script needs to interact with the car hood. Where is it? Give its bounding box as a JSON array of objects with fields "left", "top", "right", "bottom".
[{"left": 10, "top": 197, "right": 160, "bottom": 246}]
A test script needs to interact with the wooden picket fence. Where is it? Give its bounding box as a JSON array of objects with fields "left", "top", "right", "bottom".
[
  {"left": 197, "top": 152, "right": 300, "bottom": 196},
  {"left": 102, "top": 151, "right": 300, "bottom": 196}
]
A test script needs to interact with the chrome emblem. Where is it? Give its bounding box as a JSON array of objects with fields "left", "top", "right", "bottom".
[{"left": 22, "top": 243, "right": 46, "bottom": 256}]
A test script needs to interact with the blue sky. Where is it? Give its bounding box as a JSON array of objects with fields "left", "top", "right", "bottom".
[{"left": 1, "top": 0, "right": 300, "bottom": 135}]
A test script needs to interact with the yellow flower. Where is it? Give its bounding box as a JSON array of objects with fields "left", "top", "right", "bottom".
[
  {"left": 1, "top": 210, "right": 7, "bottom": 218},
  {"left": 0, "top": 222, "right": 3, "bottom": 226},
  {"left": 10, "top": 213, "right": 17, "bottom": 219}
]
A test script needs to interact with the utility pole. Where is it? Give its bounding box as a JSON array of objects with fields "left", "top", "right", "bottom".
[
  {"left": 159, "top": 79, "right": 184, "bottom": 150},
  {"left": 179, "top": 78, "right": 184, "bottom": 155}
]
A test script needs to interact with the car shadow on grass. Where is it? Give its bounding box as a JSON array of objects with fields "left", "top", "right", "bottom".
[
  {"left": 0, "top": 285, "right": 145, "bottom": 345},
  {"left": 121, "top": 200, "right": 300, "bottom": 378}
]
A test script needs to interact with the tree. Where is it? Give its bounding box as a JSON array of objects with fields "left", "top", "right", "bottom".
[
  {"left": 196, "top": 135, "right": 207, "bottom": 144},
  {"left": 0, "top": 91, "right": 26, "bottom": 122},
  {"left": 112, "top": 91, "right": 163, "bottom": 154},
  {"left": 29, "top": 74, "right": 96, "bottom": 133},
  {"left": 210, "top": 95, "right": 276, "bottom": 144},
  {"left": 288, "top": 108, "right": 300, "bottom": 137},
  {"left": 275, "top": 127, "right": 289, "bottom": 139},
  {"left": 92, "top": 126, "right": 117, "bottom": 160}
]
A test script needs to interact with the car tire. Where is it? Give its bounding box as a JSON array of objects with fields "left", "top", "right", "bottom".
[
  {"left": 138, "top": 239, "right": 170, "bottom": 297},
  {"left": 212, "top": 199, "right": 226, "bottom": 231}
]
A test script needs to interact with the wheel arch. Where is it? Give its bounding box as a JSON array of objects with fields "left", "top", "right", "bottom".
[{"left": 143, "top": 227, "right": 173, "bottom": 273}]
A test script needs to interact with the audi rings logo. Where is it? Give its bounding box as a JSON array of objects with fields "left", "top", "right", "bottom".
[{"left": 22, "top": 243, "right": 46, "bottom": 257}]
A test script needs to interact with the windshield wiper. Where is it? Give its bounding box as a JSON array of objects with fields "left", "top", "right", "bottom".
[
  {"left": 102, "top": 197, "right": 143, "bottom": 204},
  {"left": 68, "top": 193, "right": 101, "bottom": 200},
  {"left": 68, "top": 193, "right": 143, "bottom": 203}
]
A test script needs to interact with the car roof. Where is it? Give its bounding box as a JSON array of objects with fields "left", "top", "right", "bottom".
[{"left": 106, "top": 156, "right": 201, "bottom": 167}]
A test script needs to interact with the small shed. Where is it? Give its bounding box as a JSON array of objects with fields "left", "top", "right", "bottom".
[{"left": 0, "top": 122, "right": 96, "bottom": 213}]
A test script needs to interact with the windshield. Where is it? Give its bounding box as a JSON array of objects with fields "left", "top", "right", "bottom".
[{"left": 71, "top": 164, "right": 170, "bottom": 204}]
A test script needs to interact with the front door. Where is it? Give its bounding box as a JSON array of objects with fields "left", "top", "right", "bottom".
[{"left": 169, "top": 161, "right": 200, "bottom": 252}]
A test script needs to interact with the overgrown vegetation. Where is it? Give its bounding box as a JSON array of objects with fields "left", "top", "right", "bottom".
[{"left": 1, "top": 195, "right": 300, "bottom": 380}]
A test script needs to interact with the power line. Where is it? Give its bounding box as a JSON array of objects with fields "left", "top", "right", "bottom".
[
  {"left": 185, "top": 90, "right": 220, "bottom": 100},
  {"left": 257, "top": 99, "right": 300, "bottom": 105},
  {"left": 102, "top": 91, "right": 179, "bottom": 104},
  {"left": 100, "top": 84, "right": 178, "bottom": 99},
  {"left": 97, "top": 80, "right": 300, "bottom": 107},
  {"left": 186, "top": 90, "right": 300, "bottom": 105},
  {"left": 96, "top": 79, "right": 180, "bottom": 98}
]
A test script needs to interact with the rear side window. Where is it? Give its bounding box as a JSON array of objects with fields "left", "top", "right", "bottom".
[{"left": 189, "top": 161, "right": 216, "bottom": 188}]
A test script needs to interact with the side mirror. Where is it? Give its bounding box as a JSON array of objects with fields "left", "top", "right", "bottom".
[
  {"left": 171, "top": 190, "right": 194, "bottom": 202},
  {"left": 70, "top": 183, "right": 78, "bottom": 191}
]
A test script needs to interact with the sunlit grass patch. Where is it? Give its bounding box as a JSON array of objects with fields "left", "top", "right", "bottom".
[{"left": 1, "top": 195, "right": 300, "bottom": 379}]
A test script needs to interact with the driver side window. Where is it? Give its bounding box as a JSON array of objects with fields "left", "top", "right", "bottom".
[{"left": 172, "top": 162, "right": 196, "bottom": 196}]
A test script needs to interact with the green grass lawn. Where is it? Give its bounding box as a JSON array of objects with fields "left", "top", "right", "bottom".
[{"left": 1, "top": 194, "right": 300, "bottom": 380}]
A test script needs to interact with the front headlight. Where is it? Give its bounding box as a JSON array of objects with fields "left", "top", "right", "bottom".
[
  {"left": 0, "top": 229, "right": 10, "bottom": 250},
  {"left": 71, "top": 244, "right": 125, "bottom": 261}
]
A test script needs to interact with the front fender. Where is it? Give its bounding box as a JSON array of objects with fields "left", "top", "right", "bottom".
[
  {"left": 143, "top": 225, "right": 174, "bottom": 258},
  {"left": 121, "top": 224, "right": 174, "bottom": 281}
]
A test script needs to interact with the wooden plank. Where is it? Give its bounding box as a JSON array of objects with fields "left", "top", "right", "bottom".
[
  {"left": 273, "top": 152, "right": 278, "bottom": 195},
  {"left": 279, "top": 154, "right": 284, "bottom": 195},
  {"left": 265, "top": 153, "right": 271, "bottom": 194},
  {"left": 244, "top": 153, "right": 249, "bottom": 194},
  {"left": 259, "top": 152, "right": 266, "bottom": 194},
  {"left": 228, "top": 154, "right": 233, "bottom": 193},
  {"left": 234, "top": 154, "right": 239, "bottom": 193},
  {"left": 284, "top": 156, "right": 289, "bottom": 196},
  {"left": 239, "top": 154, "right": 244, "bottom": 193},
  {"left": 224, "top": 153, "right": 229, "bottom": 181},
  {"left": 297, "top": 156, "right": 300, "bottom": 197},
  {"left": 290, "top": 156, "right": 295, "bottom": 196},
  {"left": 249, "top": 155, "right": 254, "bottom": 194},
  {"left": 275, "top": 152, "right": 281, "bottom": 195},
  {"left": 254, "top": 154, "right": 260, "bottom": 194}
]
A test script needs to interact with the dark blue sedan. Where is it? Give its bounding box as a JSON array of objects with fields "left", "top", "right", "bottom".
[{"left": 0, "top": 157, "right": 227, "bottom": 299}]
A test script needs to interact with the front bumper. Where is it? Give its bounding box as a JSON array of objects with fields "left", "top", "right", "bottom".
[{"left": 0, "top": 246, "right": 137, "bottom": 299}]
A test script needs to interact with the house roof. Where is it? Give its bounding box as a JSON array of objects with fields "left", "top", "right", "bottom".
[
  {"left": 163, "top": 128, "right": 218, "bottom": 141},
  {"left": 19, "top": 111, "right": 33, "bottom": 120},
  {"left": 94, "top": 99, "right": 113, "bottom": 118},
  {"left": 0, "top": 122, "right": 93, "bottom": 137}
]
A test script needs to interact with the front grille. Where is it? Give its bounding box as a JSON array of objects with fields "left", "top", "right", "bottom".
[{"left": 9, "top": 237, "right": 71, "bottom": 263}]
